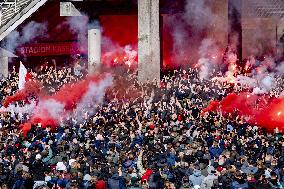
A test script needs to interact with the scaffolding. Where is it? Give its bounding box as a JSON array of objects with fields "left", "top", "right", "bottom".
[
  {"left": 243, "top": 0, "right": 284, "bottom": 18},
  {"left": 0, "top": 0, "right": 32, "bottom": 26}
]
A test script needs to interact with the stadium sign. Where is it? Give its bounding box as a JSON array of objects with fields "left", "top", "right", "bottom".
[{"left": 17, "top": 42, "right": 82, "bottom": 57}]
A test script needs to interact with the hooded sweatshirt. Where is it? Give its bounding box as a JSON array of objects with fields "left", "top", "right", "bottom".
[{"left": 189, "top": 170, "right": 205, "bottom": 187}]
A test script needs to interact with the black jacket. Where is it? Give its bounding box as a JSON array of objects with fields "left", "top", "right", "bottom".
[{"left": 31, "top": 160, "right": 45, "bottom": 181}]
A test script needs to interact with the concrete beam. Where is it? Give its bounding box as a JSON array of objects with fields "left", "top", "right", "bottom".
[
  {"left": 138, "top": 0, "right": 160, "bottom": 83},
  {"left": 88, "top": 28, "right": 101, "bottom": 73},
  {"left": 60, "top": 2, "right": 82, "bottom": 16}
]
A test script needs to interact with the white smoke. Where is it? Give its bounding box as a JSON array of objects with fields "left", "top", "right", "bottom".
[
  {"left": 183, "top": 0, "right": 215, "bottom": 32},
  {"left": 254, "top": 75, "right": 275, "bottom": 94},
  {"left": 124, "top": 45, "right": 137, "bottom": 67},
  {"left": 102, "top": 37, "right": 137, "bottom": 66},
  {"left": 197, "top": 38, "right": 220, "bottom": 80},
  {"left": 198, "top": 58, "right": 211, "bottom": 81},
  {"left": 276, "top": 62, "right": 284, "bottom": 75},
  {"left": 5, "top": 21, "right": 48, "bottom": 52},
  {"left": 36, "top": 99, "right": 65, "bottom": 121},
  {"left": 0, "top": 101, "right": 36, "bottom": 115},
  {"left": 183, "top": 0, "right": 223, "bottom": 33},
  {"left": 235, "top": 75, "right": 257, "bottom": 87},
  {"left": 164, "top": 0, "right": 226, "bottom": 67},
  {"left": 252, "top": 87, "right": 266, "bottom": 95},
  {"left": 74, "top": 74, "right": 113, "bottom": 122},
  {"left": 62, "top": 15, "right": 100, "bottom": 52}
]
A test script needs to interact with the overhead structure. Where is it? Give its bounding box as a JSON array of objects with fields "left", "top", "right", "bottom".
[
  {"left": 0, "top": 0, "right": 48, "bottom": 41},
  {"left": 0, "top": 47, "right": 17, "bottom": 78},
  {"left": 60, "top": 1, "right": 82, "bottom": 16},
  {"left": 240, "top": 0, "right": 284, "bottom": 58},
  {"left": 243, "top": 0, "right": 284, "bottom": 18},
  {"left": 138, "top": 0, "right": 160, "bottom": 83}
]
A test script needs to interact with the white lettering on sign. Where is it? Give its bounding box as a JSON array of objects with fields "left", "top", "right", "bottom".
[{"left": 17, "top": 43, "right": 82, "bottom": 56}]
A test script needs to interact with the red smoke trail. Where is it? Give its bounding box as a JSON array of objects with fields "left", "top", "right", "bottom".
[
  {"left": 201, "top": 100, "right": 219, "bottom": 115},
  {"left": 254, "top": 98, "right": 284, "bottom": 130},
  {"left": 202, "top": 92, "right": 284, "bottom": 131},
  {"left": 100, "top": 15, "right": 138, "bottom": 67},
  {"left": 3, "top": 74, "right": 113, "bottom": 130},
  {"left": 3, "top": 81, "right": 42, "bottom": 108},
  {"left": 100, "top": 15, "right": 137, "bottom": 47},
  {"left": 50, "top": 76, "right": 99, "bottom": 110},
  {"left": 30, "top": 74, "right": 112, "bottom": 128}
]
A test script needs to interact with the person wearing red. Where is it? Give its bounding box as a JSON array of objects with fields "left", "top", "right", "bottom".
[{"left": 96, "top": 179, "right": 106, "bottom": 189}]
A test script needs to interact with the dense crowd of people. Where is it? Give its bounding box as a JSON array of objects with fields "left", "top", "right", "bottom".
[{"left": 0, "top": 63, "right": 284, "bottom": 189}]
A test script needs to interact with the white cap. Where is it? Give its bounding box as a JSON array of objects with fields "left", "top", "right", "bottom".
[
  {"left": 36, "top": 154, "right": 42, "bottom": 160},
  {"left": 83, "top": 174, "right": 92, "bottom": 181},
  {"left": 194, "top": 185, "right": 201, "bottom": 189},
  {"left": 69, "top": 159, "right": 76, "bottom": 166},
  {"left": 45, "top": 176, "right": 51, "bottom": 182},
  {"left": 22, "top": 165, "right": 29, "bottom": 172},
  {"left": 56, "top": 162, "right": 67, "bottom": 171},
  {"left": 72, "top": 138, "right": 78, "bottom": 143}
]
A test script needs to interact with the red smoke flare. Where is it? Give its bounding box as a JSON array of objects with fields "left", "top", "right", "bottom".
[
  {"left": 29, "top": 74, "right": 111, "bottom": 128},
  {"left": 202, "top": 92, "right": 284, "bottom": 131},
  {"left": 51, "top": 76, "right": 97, "bottom": 110},
  {"left": 3, "top": 81, "right": 42, "bottom": 108},
  {"left": 20, "top": 123, "right": 31, "bottom": 137},
  {"left": 201, "top": 100, "right": 219, "bottom": 115},
  {"left": 3, "top": 74, "right": 112, "bottom": 131}
]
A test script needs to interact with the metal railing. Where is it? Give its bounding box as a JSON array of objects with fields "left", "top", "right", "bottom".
[
  {"left": 0, "top": 0, "right": 17, "bottom": 12},
  {"left": 0, "top": 0, "right": 32, "bottom": 26}
]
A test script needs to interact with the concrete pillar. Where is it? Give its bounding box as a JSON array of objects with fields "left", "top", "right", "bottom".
[
  {"left": 0, "top": 57, "right": 8, "bottom": 77},
  {"left": 242, "top": 18, "right": 276, "bottom": 58},
  {"left": 208, "top": 0, "right": 228, "bottom": 49},
  {"left": 88, "top": 28, "right": 101, "bottom": 73},
  {"left": 138, "top": 0, "right": 160, "bottom": 83},
  {"left": 229, "top": 0, "right": 242, "bottom": 60}
]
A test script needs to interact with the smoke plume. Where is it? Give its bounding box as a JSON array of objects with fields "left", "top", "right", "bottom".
[
  {"left": 276, "top": 62, "right": 284, "bottom": 75},
  {"left": 74, "top": 75, "right": 113, "bottom": 122},
  {"left": 62, "top": 15, "right": 100, "bottom": 53},
  {"left": 3, "top": 81, "right": 42, "bottom": 108},
  {"left": 203, "top": 92, "right": 284, "bottom": 130},
  {"left": 197, "top": 38, "right": 220, "bottom": 80},
  {"left": 32, "top": 74, "right": 113, "bottom": 128},
  {"left": 163, "top": 0, "right": 227, "bottom": 68},
  {"left": 4, "top": 21, "right": 48, "bottom": 52},
  {"left": 4, "top": 74, "right": 113, "bottom": 129}
]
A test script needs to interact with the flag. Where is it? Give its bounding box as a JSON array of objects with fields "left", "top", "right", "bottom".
[{"left": 19, "top": 62, "right": 28, "bottom": 90}]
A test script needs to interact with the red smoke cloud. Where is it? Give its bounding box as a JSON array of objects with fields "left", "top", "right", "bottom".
[
  {"left": 31, "top": 74, "right": 112, "bottom": 128},
  {"left": 201, "top": 100, "right": 219, "bottom": 115},
  {"left": 99, "top": 15, "right": 138, "bottom": 68},
  {"left": 4, "top": 74, "right": 113, "bottom": 130},
  {"left": 202, "top": 92, "right": 284, "bottom": 131},
  {"left": 254, "top": 98, "right": 284, "bottom": 130},
  {"left": 50, "top": 76, "right": 101, "bottom": 110},
  {"left": 3, "top": 81, "right": 42, "bottom": 108},
  {"left": 100, "top": 15, "right": 138, "bottom": 47}
]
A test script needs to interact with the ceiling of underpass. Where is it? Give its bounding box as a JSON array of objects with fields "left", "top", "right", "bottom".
[{"left": 66, "top": 0, "right": 186, "bottom": 15}]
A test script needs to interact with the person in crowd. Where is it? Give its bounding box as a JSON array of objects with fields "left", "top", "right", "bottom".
[{"left": 0, "top": 64, "right": 283, "bottom": 189}]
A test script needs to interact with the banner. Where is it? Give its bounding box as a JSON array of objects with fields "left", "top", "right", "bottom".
[
  {"left": 17, "top": 42, "right": 83, "bottom": 57},
  {"left": 19, "top": 62, "right": 27, "bottom": 90}
]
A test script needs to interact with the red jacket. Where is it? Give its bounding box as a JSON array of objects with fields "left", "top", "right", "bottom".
[
  {"left": 141, "top": 169, "right": 153, "bottom": 181},
  {"left": 96, "top": 180, "right": 106, "bottom": 189}
]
